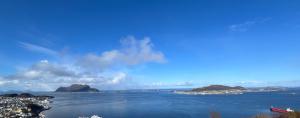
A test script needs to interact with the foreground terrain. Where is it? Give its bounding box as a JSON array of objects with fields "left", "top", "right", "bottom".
[{"left": 0, "top": 93, "right": 53, "bottom": 118}]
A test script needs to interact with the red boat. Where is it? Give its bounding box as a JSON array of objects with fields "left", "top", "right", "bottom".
[{"left": 270, "top": 107, "right": 294, "bottom": 113}]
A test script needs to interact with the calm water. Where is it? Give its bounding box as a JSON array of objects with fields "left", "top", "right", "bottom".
[{"left": 38, "top": 89, "right": 300, "bottom": 118}]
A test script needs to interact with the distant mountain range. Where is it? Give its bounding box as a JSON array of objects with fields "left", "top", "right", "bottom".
[{"left": 55, "top": 84, "right": 99, "bottom": 92}]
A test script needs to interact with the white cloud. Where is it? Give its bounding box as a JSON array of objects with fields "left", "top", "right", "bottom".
[
  {"left": 19, "top": 42, "right": 58, "bottom": 56},
  {"left": 146, "top": 81, "right": 194, "bottom": 88},
  {"left": 119, "top": 36, "right": 166, "bottom": 64},
  {"left": 0, "top": 78, "right": 19, "bottom": 86},
  {"left": 77, "top": 36, "right": 166, "bottom": 71},
  {"left": 174, "top": 81, "right": 194, "bottom": 86},
  {"left": 1, "top": 60, "right": 129, "bottom": 90},
  {"left": 109, "top": 72, "right": 127, "bottom": 84},
  {"left": 229, "top": 18, "right": 271, "bottom": 32},
  {"left": 6, "top": 60, "right": 76, "bottom": 80},
  {"left": 1, "top": 36, "right": 166, "bottom": 91},
  {"left": 229, "top": 21, "right": 256, "bottom": 32},
  {"left": 0, "top": 78, "right": 6, "bottom": 85}
]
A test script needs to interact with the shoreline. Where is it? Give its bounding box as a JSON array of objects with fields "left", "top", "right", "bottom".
[{"left": 174, "top": 90, "right": 245, "bottom": 95}]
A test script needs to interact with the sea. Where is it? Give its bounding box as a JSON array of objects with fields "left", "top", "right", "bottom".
[{"left": 33, "top": 89, "right": 300, "bottom": 118}]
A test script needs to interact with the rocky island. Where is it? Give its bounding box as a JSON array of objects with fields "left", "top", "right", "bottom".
[
  {"left": 0, "top": 93, "right": 54, "bottom": 118},
  {"left": 55, "top": 84, "right": 100, "bottom": 92},
  {"left": 175, "top": 85, "right": 247, "bottom": 95},
  {"left": 175, "top": 85, "right": 285, "bottom": 95}
]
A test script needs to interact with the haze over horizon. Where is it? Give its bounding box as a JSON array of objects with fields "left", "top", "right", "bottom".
[{"left": 1, "top": 0, "right": 300, "bottom": 91}]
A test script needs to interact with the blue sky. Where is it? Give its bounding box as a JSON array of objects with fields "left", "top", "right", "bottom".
[{"left": 1, "top": 0, "right": 300, "bottom": 91}]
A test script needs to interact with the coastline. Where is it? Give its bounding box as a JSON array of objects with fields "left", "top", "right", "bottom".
[
  {"left": 174, "top": 88, "right": 284, "bottom": 95},
  {"left": 0, "top": 93, "right": 54, "bottom": 118},
  {"left": 174, "top": 89, "right": 245, "bottom": 95}
]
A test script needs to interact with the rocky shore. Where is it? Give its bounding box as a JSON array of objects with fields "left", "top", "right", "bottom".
[{"left": 0, "top": 93, "right": 54, "bottom": 118}]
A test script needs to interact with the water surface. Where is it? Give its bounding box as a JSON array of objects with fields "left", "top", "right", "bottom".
[{"left": 40, "top": 89, "right": 300, "bottom": 118}]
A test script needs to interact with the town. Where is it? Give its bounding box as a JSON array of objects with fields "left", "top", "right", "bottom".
[{"left": 0, "top": 93, "right": 53, "bottom": 118}]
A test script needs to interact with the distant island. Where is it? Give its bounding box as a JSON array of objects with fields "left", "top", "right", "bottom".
[
  {"left": 55, "top": 84, "right": 100, "bottom": 92},
  {"left": 191, "top": 85, "right": 246, "bottom": 91},
  {"left": 175, "top": 85, "right": 284, "bottom": 95}
]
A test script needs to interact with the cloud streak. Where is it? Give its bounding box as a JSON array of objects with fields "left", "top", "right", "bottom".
[
  {"left": 19, "top": 42, "right": 58, "bottom": 56},
  {"left": 229, "top": 18, "right": 271, "bottom": 32}
]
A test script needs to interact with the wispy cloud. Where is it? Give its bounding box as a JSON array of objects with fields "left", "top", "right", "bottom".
[
  {"left": 19, "top": 42, "right": 58, "bottom": 56},
  {"left": 145, "top": 81, "right": 194, "bottom": 88},
  {"left": 229, "top": 18, "right": 271, "bottom": 32}
]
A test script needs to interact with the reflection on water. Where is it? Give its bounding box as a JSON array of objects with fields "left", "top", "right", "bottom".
[{"left": 38, "top": 89, "right": 300, "bottom": 118}]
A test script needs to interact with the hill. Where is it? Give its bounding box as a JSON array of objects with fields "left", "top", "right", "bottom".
[
  {"left": 55, "top": 84, "right": 99, "bottom": 92},
  {"left": 191, "top": 85, "right": 246, "bottom": 92}
]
